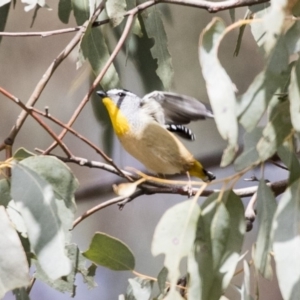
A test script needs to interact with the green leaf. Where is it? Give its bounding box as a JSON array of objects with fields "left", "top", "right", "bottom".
[
  {"left": 289, "top": 58, "right": 300, "bottom": 132},
  {"left": 0, "top": 179, "right": 11, "bottom": 207},
  {"left": 35, "top": 244, "right": 96, "bottom": 295},
  {"left": 234, "top": 127, "right": 263, "bottom": 171},
  {"left": 58, "top": 0, "right": 72, "bottom": 24},
  {"left": 157, "top": 267, "right": 168, "bottom": 294},
  {"left": 241, "top": 261, "right": 253, "bottom": 300},
  {"left": 273, "top": 178, "right": 300, "bottom": 300},
  {"left": 285, "top": 21, "right": 300, "bottom": 55},
  {"left": 11, "top": 162, "right": 72, "bottom": 280},
  {"left": 20, "top": 156, "right": 78, "bottom": 212},
  {"left": 13, "top": 288, "right": 31, "bottom": 300},
  {"left": 277, "top": 144, "right": 300, "bottom": 184},
  {"left": 106, "top": 0, "right": 126, "bottom": 27},
  {"left": 83, "top": 232, "right": 135, "bottom": 270},
  {"left": 248, "top": 3, "right": 270, "bottom": 49},
  {"left": 229, "top": 8, "right": 235, "bottom": 23},
  {"left": 189, "top": 191, "right": 245, "bottom": 300},
  {"left": 141, "top": 6, "right": 174, "bottom": 90},
  {"left": 253, "top": 180, "right": 277, "bottom": 279},
  {"left": 13, "top": 147, "right": 34, "bottom": 161},
  {"left": 126, "top": 277, "right": 153, "bottom": 300},
  {"left": 262, "top": 0, "right": 289, "bottom": 54},
  {"left": 238, "top": 37, "right": 290, "bottom": 131},
  {"left": 0, "top": 2, "right": 10, "bottom": 44},
  {"left": 71, "top": 0, "right": 89, "bottom": 25},
  {"left": 72, "top": 0, "right": 120, "bottom": 89},
  {"left": 0, "top": 206, "right": 30, "bottom": 299},
  {"left": 151, "top": 199, "right": 200, "bottom": 299},
  {"left": 199, "top": 17, "right": 238, "bottom": 166},
  {"left": 257, "top": 99, "right": 292, "bottom": 161},
  {"left": 80, "top": 26, "right": 120, "bottom": 90}
]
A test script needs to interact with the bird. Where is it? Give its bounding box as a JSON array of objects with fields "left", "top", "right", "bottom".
[{"left": 97, "top": 89, "right": 215, "bottom": 182}]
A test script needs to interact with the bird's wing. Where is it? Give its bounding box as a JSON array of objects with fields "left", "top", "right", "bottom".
[{"left": 143, "top": 91, "right": 214, "bottom": 124}]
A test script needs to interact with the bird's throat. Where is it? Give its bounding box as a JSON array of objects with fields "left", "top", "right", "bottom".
[{"left": 102, "top": 97, "right": 130, "bottom": 137}]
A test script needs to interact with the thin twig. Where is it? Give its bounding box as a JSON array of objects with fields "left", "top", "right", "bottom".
[
  {"left": 0, "top": 87, "right": 73, "bottom": 157},
  {"left": 43, "top": 13, "right": 136, "bottom": 155},
  {"left": 72, "top": 190, "right": 143, "bottom": 229},
  {"left": 31, "top": 107, "right": 129, "bottom": 179},
  {"left": 6, "top": 1, "right": 105, "bottom": 146},
  {"left": 0, "top": 20, "right": 109, "bottom": 37}
]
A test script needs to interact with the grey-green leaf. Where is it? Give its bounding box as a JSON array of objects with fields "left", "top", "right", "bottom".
[
  {"left": 58, "top": 0, "right": 72, "bottom": 24},
  {"left": 253, "top": 180, "right": 277, "bottom": 279},
  {"left": 273, "top": 178, "right": 300, "bottom": 300},
  {"left": 35, "top": 244, "right": 96, "bottom": 295},
  {"left": 0, "top": 179, "right": 11, "bottom": 207},
  {"left": 289, "top": 58, "right": 300, "bottom": 132},
  {"left": 151, "top": 199, "right": 200, "bottom": 297},
  {"left": 141, "top": 6, "right": 174, "bottom": 90},
  {"left": 189, "top": 191, "right": 245, "bottom": 300},
  {"left": 0, "top": 2, "right": 10, "bottom": 44},
  {"left": 20, "top": 156, "right": 78, "bottom": 212},
  {"left": 126, "top": 277, "right": 153, "bottom": 300},
  {"left": 0, "top": 206, "right": 30, "bottom": 299},
  {"left": 106, "top": 0, "right": 126, "bottom": 27},
  {"left": 234, "top": 127, "right": 263, "bottom": 171},
  {"left": 13, "top": 147, "right": 35, "bottom": 161},
  {"left": 83, "top": 232, "right": 135, "bottom": 270},
  {"left": 257, "top": 99, "right": 292, "bottom": 161},
  {"left": 80, "top": 26, "right": 120, "bottom": 90},
  {"left": 199, "top": 17, "right": 238, "bottom": 166},
  {"left": 238, "top": 37, "right": 290, "bottom": 131},
  {"left": 11, "top": 162, "right": 72, "bottom": 280}
]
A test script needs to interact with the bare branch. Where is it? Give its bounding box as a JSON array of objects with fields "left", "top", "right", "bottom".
[
  {"left": 6, "top": 1, "right": 106, "bottom": 145},
  {"left": 0, "top": 87, "right": 73, "bottom": 158}
]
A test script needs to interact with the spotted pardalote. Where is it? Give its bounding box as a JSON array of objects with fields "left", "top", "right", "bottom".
[{"left": 97, "top": 89, "right": 215, "bottom": 181}]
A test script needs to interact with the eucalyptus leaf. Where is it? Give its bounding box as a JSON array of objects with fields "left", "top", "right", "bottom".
[
  {"left": 241, "top": 260, "right": 253, "bottom": 300},
  {"left": 189, "top": 191, "right": 245, "bottom": 300},
  {"left": 151, "top": 199, "right": 200, "bottom": 297},
  {"left": 0, "top": 1, "right": 10, "bottom": 44},
  {"left": 289, "top": 58, "right": 300, "bottom": 132},
  {"left": 20, "top": 156, "right": 78, "bottom": 212},
  {"left": 58, "top": 0, "right": 72, "bottom": 24},
  {"left": 80, "top": 25, "right": 120, "bottom": 90},
  {"left": 273, "top": 178, "right": 300, "bottom": 300},
  {"left": 277, "top": 144, "right": 300, "bottom": 184},
  {"left": 13, "top": 147, "right": 34, "bottom": 161},
  {"left": 83, "top": 232, "right": 135, "bottom": 270},
  {"left": 238, "top": 37, "right": 290, "bottom": 131},
  {"left": 253, "top": 180, "right": 277, "bottom": 279},
  {"left": 35, "top": 244, "right": 96, "bottom": 295},
  {"left": 0, "top": 206, "right": 30, "bottom": 299},
  {"left": 126, "top": 277, "right": 153, "bottom": 300},
  {"left": 0, "top": 179, "right": 11, "bottom": 207},
  {"left": 11, "top": 163, "right": 72, "bottom": 280},
  {"left": 199, "top": 17, "right": 238, "bottom": 166},
  {"left": 157, "top": 267, "right": 168, "bottom": 294},
  {"left": 257, "top": 99, "right": 292, "bottom": 161},
  {"left": 13, "top": 288, "right": 31, "bottom": 300},
  {"left": 106, "top": 0, "right": 126, "bottom": 27},
  {"left": 234, "top": 127, "right": 263, "bottom": 171},
  {"left": 141, "top": 6, "right": 173, "bottom": 90}
]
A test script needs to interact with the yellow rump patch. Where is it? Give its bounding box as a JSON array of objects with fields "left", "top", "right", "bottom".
[{"left": 102, "top": 97, "right": 130, "bottom": 137}]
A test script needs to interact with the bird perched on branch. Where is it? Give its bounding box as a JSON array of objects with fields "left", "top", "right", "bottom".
[{"left": 97, "top": 89, "right": 215, "bottom": 182}]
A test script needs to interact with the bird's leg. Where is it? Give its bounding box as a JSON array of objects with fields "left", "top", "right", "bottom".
[{"left": 184, "top": 171, "right": 193, "bottom": 197}]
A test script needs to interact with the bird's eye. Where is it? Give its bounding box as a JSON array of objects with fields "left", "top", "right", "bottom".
[{"left": 118, "top": 92, "right": 126, "bottom": 97}]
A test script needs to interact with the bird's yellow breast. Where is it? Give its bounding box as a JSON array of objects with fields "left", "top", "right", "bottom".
[{"left": 102, "top": 97, "right": 130, "bottom": 137}]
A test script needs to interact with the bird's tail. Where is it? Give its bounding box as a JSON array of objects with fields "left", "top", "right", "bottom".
[{"left": 189, "top": 160, "right": 215, "bottom": 182}]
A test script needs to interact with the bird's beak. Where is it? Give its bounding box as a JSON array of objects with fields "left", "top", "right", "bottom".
[{"left": 96, "top": 91, "right": 107, "bottom": 98}]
